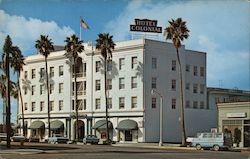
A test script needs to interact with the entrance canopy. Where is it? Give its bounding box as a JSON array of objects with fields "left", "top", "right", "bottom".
[
  {"left": 116, "top": 119, "right": 138, "bottom": 130},
  {"left": 92, "top": 120, "right": 113, "bottom": 130},
  {"left": 29, "top": 121, "right": 45, "bottom": 129},
  {"left": 50, "top": 120, "right": 64, "bottom": 130}
]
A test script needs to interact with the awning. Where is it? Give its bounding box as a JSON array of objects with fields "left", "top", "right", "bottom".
[
  {"left": 92, "top": 120, "right": 113, "bottom": 130},
  {"left": 116, "top": 119, "right": 138, "bottom": 130},
  {"left": 29, "top": 121, "right": 45, "bottom": 129},
  {"left": 50, "top": 120, "right": 64, "bottom": 130}
]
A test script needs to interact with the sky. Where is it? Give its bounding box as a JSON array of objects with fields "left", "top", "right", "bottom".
[{"left": 0, "top": 0, "right": 249, "bottom": 123}]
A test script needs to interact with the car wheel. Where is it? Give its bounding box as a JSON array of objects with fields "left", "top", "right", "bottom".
[
  {"left": 213, "top": 145, "right": 220, "bottom": 151},
  {"left": 196, "top": 144, "right": 202, "bottom": 150}
]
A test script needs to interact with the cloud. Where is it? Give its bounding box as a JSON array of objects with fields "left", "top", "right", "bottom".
[
  {"left": 0, "top": 10, "right": 75, "bottom": 56},
  {"left": 104, "top": 0, "right": 250, "bottom": 90}
]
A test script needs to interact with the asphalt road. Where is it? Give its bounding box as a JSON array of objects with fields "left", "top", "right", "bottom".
[{"left": 0, "top": 143, "right": 249, "bottom": 159}]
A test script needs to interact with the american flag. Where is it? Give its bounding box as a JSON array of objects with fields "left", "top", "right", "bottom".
[{"left": 80, "top": 18, "right": 89, "bottom": 29}]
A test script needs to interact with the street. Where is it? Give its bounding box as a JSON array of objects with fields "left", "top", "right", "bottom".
[{"left": 0, "top": 142, "right": 249, "bottom": 159}]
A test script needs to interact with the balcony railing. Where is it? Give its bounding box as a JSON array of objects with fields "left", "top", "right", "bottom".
[{"left": 72, "top": 72, "right": 86, "bottom": 78}]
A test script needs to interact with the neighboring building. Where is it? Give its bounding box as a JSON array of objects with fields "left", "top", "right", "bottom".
[
  {"left": 18, "top": 38, "right": 212, "bottom": 143},
  {"left": 207, "top": 87, "right": 250, "bottom": 129},
  {"left": 218, "top": 102, "right": 250, "bottom": 148}
]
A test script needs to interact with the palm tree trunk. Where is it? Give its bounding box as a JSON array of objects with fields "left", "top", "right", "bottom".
[
  {"left": 176, "top": 48, "right": 186, "bottom": 146},
  {"left": 17, "top": 72, "right": 25, "bottom": 137},
  {"left": 45, "top": 57, "right": 51, "bottom": 137},
  {"left": 5, "top": 50, "right": 11, "bottom": 148},
  {"left": 104, "top": 59, "right": 109, "bottom": 144},
  {"left": 74, "top": 57, "right": 79, "bottom": 142}
]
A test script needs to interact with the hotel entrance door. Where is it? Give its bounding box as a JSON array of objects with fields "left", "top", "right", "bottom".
[{"left": 125, "top": 130, "right": 132, "bottom": 141}]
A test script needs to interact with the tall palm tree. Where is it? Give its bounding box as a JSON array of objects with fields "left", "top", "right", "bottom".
[
  {"left": 164, "top": 18, "right": 189, "bottom": 146},
  {"left": 3, "top": 35, "right": 13, "bottom": 148},
  {"left": 10, "top": 46, "right": 25, "bottom": 137},
  {"left": 64, "top": 34, "right": 84, "bottom": 142},
  {"left": 35, "top": 35, "right": 54, "bottom": 137},
  {"left": 96, "top": 33, "right": 115, "bottom": 144},
  {"left": 0, "top": 74, "right": 7, "bottom": 125}
]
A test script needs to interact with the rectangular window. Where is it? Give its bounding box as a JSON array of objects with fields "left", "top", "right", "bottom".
[
  {"left": 152, "top": 57, "right": 157, "bottom": 69},
  {"left": 24, "top": 102, "right": 28, "bottom": 111},
  {"left": 83, "top": 81, "right": 86, "bottom": 95},
  {"left": 152, "top": 97, "right": 156, "bottom": 108},
  {"left": 83, "top": 99, "right": 86, "bottom": 110},
  {"left": 193, "top": 66, "right": 198, "bottom": 76},
  {"left": 200, "top": 67, "right": 205, "bottom": 77},
  {"left": 59, "top": 83, "right": 63, "bottom": 93},
  {"left": 200, "top": 101, "right": 204, "bottom": 109},
  {"left": 49, "top": 101, "right": 54, "bottom": 111},
  {"left": 50, "top": 83, "right": 54, "bottom": 94},
  {"left": 172, "top": 98, "right": 176, "bottom": 109},
  {"left": 119, "top": 97, "right": 125, "bottom": 109},
  {"left": 40, "top": 101, "right": 44, "bottom": 112},
  {"left": 77, "top": 100, "right": 83, "bottom": 110},
  {"left": 131, "top": 76, "right": 137, "bottom": 89},
  {"left": 24, "top": 71, "right": 28, "bottom": 79},
  {"left": 119, "top": 58, "right": 125, "bottom": 70},
  {"left": 95, "top": 80, "right": 101, "bottom": 91},
  {"left": 171, "top": 79, "right": 176, "bottom": 91},
  {"left": 32, "top": 69, "right": 36, "bottom": 79},
  {"left": 186, "top": 100, "right": 190, "bottom": 108},
  {"left": 107, "top": 79, "right": 112, "bottom": 90},
  {"left": 83, "top": 63, "right": 87, "bottom": 77},
  {"left": 107, "top": 98, "right": 112, "bottom": 109},
  {"left": 24, "top": 87, "right": 27, "bottom": 95},
  {"left": 200, "top": 84, "right": 205, "bottom": 94},
  {"left": 59, "top": 100, "right": 63, "bottom": 111},
  {"left": 31, "top": 102, "right": 35, "bottom": 112},
  {"left": 107, "top": 60, "right": 112, "bottom": 71},
  {"left": 72, "top": 100, "right": 75, "bottom": 110},
  {"left": 119, "top": 77, "right": 125, "bottom": 89},
  {"left": 193, "top": 84, "right": 198, "bottom": 93},
  {"left": 186, "top": 65, "right": 190, "bottom": 72},
  {"left": 50, "top": 67, "right": 54, "bottom": 77},
  {"left": 152, "top": 77, "right": 157, "bottom": 89},
  {"left": 59, "top": 65, "right": 63, "bottom": 76},
  {"left": 31, "top": 85, "right": 35, "bottom": 95},
  {"left": 193, "top": 101, "right": 198, "bottom": 109},
  {"left": 186, "top": 83, "right": 190, "bottom": 90},
  {"left": 40, "top": 85, "right": 45, "bottom": 95},
  {"left": 131, "top": 56, "right": 137, "bottom": 69},
  {"left": 172, "top": 60, "right": 176, "bottom": 71},
  {"left": 95, "top": 98, "right": 100, "bottom": 109},
  {"left": 131, "top": 96, "right": 137, "bottom": 108},
  {"left": 96, "top": 61, "right": 101, "bottom": 72},
  {"left": 40, "top": 68, "right": 45, "bottom": 78}
]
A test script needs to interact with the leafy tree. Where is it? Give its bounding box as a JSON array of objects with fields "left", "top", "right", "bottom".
[
  {"left": 96, "top": 33, "right": 115, "bottom": 144},
  {"left": 35, "top": 35, "right": 54, "bottom": 137},
  {"left": 64, "top": 34, "right": 84, "bottom": 142},
  {"left": 164, "top": 18, "right": 189, "bottom": 146}
]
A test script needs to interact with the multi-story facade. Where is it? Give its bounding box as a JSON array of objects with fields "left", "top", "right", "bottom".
[{"left": 18, "top": 38, "right": 213, "bottom": 143}]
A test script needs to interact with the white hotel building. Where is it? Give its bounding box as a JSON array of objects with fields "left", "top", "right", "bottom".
[{"left": 18, "top": 38, "right": 215, "bottom": 143}]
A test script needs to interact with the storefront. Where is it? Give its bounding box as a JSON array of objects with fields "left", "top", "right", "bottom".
[
  {"left": 116, "top": 119, "right": 138, "bottom": 142},
  {"left": 218, "top": 102, "right": 250, "bottom": 148},
  {"left": 29, "top": 120, "right": 45, "bottom": 141},
  {"left": 92, "top": 120, "right": 113, "bottom": 141}
]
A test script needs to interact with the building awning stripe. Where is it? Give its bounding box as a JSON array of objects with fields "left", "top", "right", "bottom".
[
  {"left": 92, "top": 120, "right": 113, "bottom": 130},
  {"left": 116, "top": 119, "right": 138, "bottom": 130},
  {"left": 29, "top": 121, "right": 45, "bottom": 129}
]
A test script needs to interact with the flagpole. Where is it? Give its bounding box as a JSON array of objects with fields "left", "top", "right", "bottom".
[{"left": 80, "top": 23, "right": 82, "bottom": 41}]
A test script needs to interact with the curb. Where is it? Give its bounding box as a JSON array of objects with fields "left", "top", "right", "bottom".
[
  {"left": 0, "top": 149, "right": 44, "bottom": 155},
  {"left": 143, "top": 146, "right": 196, "bottom": 150}
]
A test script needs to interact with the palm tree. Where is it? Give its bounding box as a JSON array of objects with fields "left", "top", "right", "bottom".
[
  {"left": 35, "top": 35, "right": 54, "bottom": 137},
  {"left": 10, "top": 46, "right": 25, "bottom": 137},
  {"left": 96, "top": 33, "right": 115, "bottom": 144},
  {"left": 164, "top": 18, "right": 189, "bottom": 146},
  {"left": 64, "top": 34, "right": 84, "bottom": 142},
  {"left": 0, "top": 74, "right": 6, "bottom": 125}
]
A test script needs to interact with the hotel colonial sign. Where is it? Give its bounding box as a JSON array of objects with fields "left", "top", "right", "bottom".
[{"left": 130, "top": 19, "right": 162, "bottom": 33}]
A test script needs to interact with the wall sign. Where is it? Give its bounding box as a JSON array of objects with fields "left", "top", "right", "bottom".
[
  {"left": 226, "top": 113, "right": 246, "bottom": 118},
  {"left": 130, "top": 19, "right": 162, "bottom": 33}
]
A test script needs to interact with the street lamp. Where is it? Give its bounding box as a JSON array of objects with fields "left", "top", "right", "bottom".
[{"left": 151, "top": 89, "right": 163, "bottom": 147}]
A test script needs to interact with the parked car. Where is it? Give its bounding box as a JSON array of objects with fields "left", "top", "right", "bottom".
[
  {"left": 0, "top": 133, "right": 7, "bottom": 142},
  {"left": 29, "top": 136, "right": 40, "bottom": 142},
  {"left": 11, "top": 134, "right": 26, "bottom": 142},
  {"left": 48, "top": 134, "right": 68, "bottom": 144},
  {"left": 187, "top": 132, "right": 232, "bottom": 151},
  {"left": 83, "top": 135, "right": 99, "bottom": 144}
]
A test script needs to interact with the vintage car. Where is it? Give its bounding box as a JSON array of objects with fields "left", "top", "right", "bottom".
[
  {"left": 187, "top": 132, "right": 232, "bottom": 151},
  {"left": 48, "top": 134, "right": 69, "bottom": 144},
  {"left": 83, "top": 135, "right": 99, "bottom": 144},
  {"left": 11, "top": 134, "right": 26, "bottom": 142}
]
